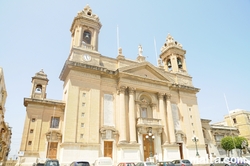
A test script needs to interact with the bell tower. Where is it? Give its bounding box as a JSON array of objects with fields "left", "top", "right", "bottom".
[
  {"left": 70, "top": 5, "right": 102, "bottom": 52},
  {"left": 160, "top": 34, "right": 188, "bottom": 73},
  {"left": 30, "top": 69, "right": 49, "bottom": 99}
]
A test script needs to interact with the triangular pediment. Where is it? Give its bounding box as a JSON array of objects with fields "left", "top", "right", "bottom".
[{"left": 119, "top": 62, "right": 173, "bottom": 83}]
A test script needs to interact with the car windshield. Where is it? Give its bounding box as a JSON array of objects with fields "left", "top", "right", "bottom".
[
  {"left": 146, "top": 162, "right": 156, "bottom": 166},
  {"left": 76, "top": 162, "right": 89, "bottom": 166},
  {"left": 182, "top": 160, "right": 190, "bottom": 164},
  {"left": 46, "top": 161, "right": 59, "bottom": 166},
  {"left": 37, "top": 164, "right": 45, "bottom": 166}
]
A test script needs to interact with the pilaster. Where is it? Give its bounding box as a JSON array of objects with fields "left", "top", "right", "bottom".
[
  {"left": 166, "top": 94, "right": 176, "bottom": 143},
  {"left": 128, "top": 87, "right": 137, "bottom": 143},
  {"left": 118, "top": 86, "right": 127, "bottom": 143},
  {"left": 158, "top": 93, "right": 168, "bottom": 144}
]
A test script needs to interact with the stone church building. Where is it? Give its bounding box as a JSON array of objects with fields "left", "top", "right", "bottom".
[{"left": 17, "top": 5, "right": 207, "bottom": 165}]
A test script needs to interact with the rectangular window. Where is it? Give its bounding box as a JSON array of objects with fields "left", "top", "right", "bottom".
[
  {"left": 141, "top": 108, "right": 147, "bottom": 118},
  {"left": 50, "top": 117, "right": 60, "bottom": 128},
  {"left": 83, "top": 93, "right": 86, "bottom": 97},
  {"left": 233, "top": 118, "right": 237, "bottom": 124},
  {"left": 81, "top": 112, "right": 85, "bottom": 117},
  {"left": 80, "top": 134, "right": 84, "bottom": 138},
  {"left": 28, "top": 141, "right": 32, "bottom": 145},
  {"left": 81, "top": 123, "right": 84, "bottom": 127},
  {"left": 82, "top": 103, "right": 85, "bottom": 107},
  {"left": 30, "top": 129, "right": 34, "bottom": 133},
  {"left": 104, "top": 94, "right": 114, "bottom": 126},
  {"left": 32, "top": 118, "right": 36, "bottom": 122}
]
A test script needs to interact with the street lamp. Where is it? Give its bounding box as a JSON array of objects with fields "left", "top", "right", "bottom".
[{"left": 192, "top": 135, "right": 199, "bottom": 156}]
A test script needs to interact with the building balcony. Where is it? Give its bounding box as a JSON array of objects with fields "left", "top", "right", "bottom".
[{"left": 137, "top": 117, "right": 162, "bottom": 128}]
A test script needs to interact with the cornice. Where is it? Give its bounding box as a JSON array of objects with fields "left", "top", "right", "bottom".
[
  {"left": 170, "top": 83, "right": 200, "bottom": 93},
  {"left": 70, "top": 14, "right": 102, "bottom": 33},
  {"left": 119, "top": 72, "right": 172, "bottom": 86},
  {"left": 119, "top": 62, "right": 172, "bottom": 79},
  {"left": 60, "top": 61, "right": 173, "bottom": 87},
  {"left": 59, "top": 60, "right": 118, "bottom": 80},
  {"left": 23, "top": 98, "right": 65, "bottom": 108}
]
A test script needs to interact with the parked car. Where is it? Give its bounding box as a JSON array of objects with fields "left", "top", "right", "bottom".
[
  {"left": 44, "top": 159, "right": 60, "bottom": 166},
  {"left": 172, "top": 159, "right": 192, "bottom": 166},
  {"left": 70, "top": 161, "right": 90, "bottom": 166},
  {"left": 157, "top": 161, "right": 175, "bottom": 166},
  {"left": 117, "top": 162, "right": 136, "bottom": 166},
  {"left": 33, "top": 163, "right": 45, "bottom": 166},
  {"left": 136, "top": 162, "right": 156, "bottom": 166},
  {"left": 94, "top": 157, "right": 113, "bottom": 166}
]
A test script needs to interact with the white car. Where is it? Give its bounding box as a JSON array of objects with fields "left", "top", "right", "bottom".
[{"left": 136, "top": 162, "right": 157, "bottom": 166}]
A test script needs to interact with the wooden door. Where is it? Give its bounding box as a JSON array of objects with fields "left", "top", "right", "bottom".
[
  {"left": 104, "top": 141, "right": 113, "bottom": 158},
  {"left": 47, "top": 142, "right": 58, "bottom": 159},
  {"left": 178, "top": 143, "right": 183, "bottom": 159},
  {"left": 143, "top": 134, "right": 154, "bottom": 161}
]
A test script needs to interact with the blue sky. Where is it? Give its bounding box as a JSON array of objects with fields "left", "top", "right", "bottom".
[{"left": 1, "top": 1, "right": 250, "bottom": 159}]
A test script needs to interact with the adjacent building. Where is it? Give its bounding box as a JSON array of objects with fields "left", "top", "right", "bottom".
[
  {"left": 224, "top": 109, "right": 250, "bottom": 143},
  {"left": 0, "top": 67, "right": 12, "bottom": 166},
  {"left": 201, "top": 119, "right": 239, "bottom": 158},
  {"left": 17, "top": 5, "right": 209, "bottom": 165}
]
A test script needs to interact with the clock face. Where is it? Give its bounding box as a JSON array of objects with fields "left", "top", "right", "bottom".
[{"left": 83, "top": 54, "right": 91, "bottom": 61}]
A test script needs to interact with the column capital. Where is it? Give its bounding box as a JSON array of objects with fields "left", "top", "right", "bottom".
[
  {"left": 150, "top": 103, "right": 157, "bottom": 108},
  {"left": 117, "top": 86, "right": 127, "bottom": 94},
  {"left": 157, "top": 92, "right": 165, "bottom": 99},
  {"left": 128, "top": 87, "right": 136, "bottom": 94},
  {"left": 166, "top": 93, "right": 172, "bottom": 100}
]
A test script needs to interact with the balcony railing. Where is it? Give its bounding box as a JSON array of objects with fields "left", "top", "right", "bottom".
[
  {"left": 137, "top": 117, "right": 161, "bottom": 127},
  {"left": 81, "top": 43, "right": 93, "bottom": 50}
]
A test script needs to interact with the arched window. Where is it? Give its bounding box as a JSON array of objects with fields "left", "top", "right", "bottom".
[
  {"left": 167, "top": 59, "right": 172, "bottom": 71},
  {"left": 35, "top": 85, "right": 42, "bottom": 93},
  {"left": 83, "top": 30, "right": 91, "bottom": 44},
  {"left": 139, "top": 95, "right": 153, "bottom": 118},
  {"left": 141, "top": 107, "right": 147, "bottom": 118},
  {"left": 177, "top": 58, "right": 182, "bottom": 69}
]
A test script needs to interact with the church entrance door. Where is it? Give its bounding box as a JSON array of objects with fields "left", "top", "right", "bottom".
[
  {"left": 47, "top": 142, "right": 58, "bottom": 159},
  {"left": 104, "top": 141, "right": 113, "bottom": 158},
  {"left": 143, "top": 134, "right": 154, "bottom": 161}
]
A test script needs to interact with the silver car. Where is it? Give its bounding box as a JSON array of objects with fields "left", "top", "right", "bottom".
[
  {"left": 136, "top": 162, "right": 156, "bottom": 166},
  {"left": 172, "top": 160, "right": 192, "bottom": 166}
]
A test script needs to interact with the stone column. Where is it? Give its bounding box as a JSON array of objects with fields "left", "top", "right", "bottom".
[
  {"left": 166, "top": 94, "right": 176, "bottom": 143},
  {"left": 158, "top": 93, "right": 168, "bottom": 144},
  {"left": 151, "top": 104, "right": 157, "bottom": 118},
  {"left": 73, "top": 27, "right": 78, "bottom": 46},
  {"left": 79, "top": 26, "right": 83, "bottom": 46},
  {"left": 129, "top": 87, "right": 136, "bottom": 143},
  {"left": 182, "top": 57, "right": 188, "bottom": 72},
  {"left": 119, "top": 86, "right": 127, "bottom": 143},
  {"left": 93, "top": 29, "right": 97, "bottom": 51}
]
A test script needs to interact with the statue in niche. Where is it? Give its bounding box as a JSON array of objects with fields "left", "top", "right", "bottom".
[{"left": 141, "top": 97, "right": 148, "bottom": 104}]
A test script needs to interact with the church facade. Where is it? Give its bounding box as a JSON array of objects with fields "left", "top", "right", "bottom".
[{"left": 17, "top": 5, "right": 207, "bottom": 165}]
